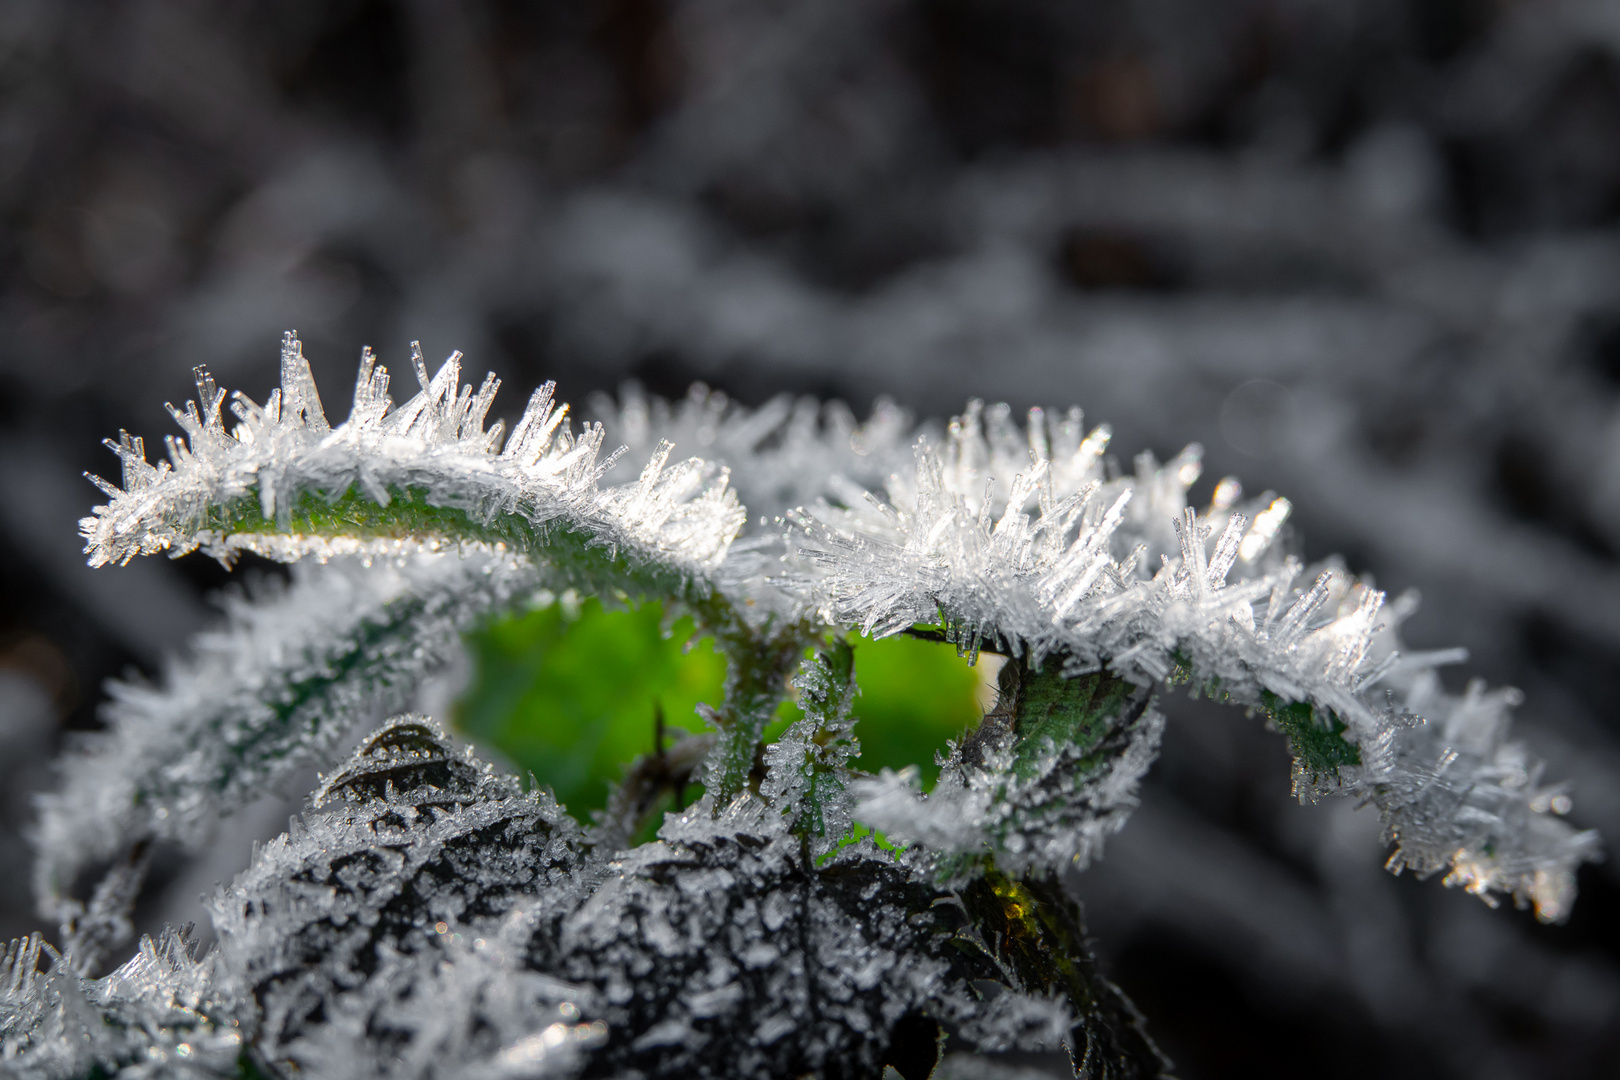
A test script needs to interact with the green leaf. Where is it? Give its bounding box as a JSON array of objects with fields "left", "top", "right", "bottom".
[
  {"left": 1260, "top": 690, "right": 1361, "bottom": 778},
  {"left": 456, "top": 610, "right": 989, "bottom": 829},
  {"left": 455, "top": 598, "right": 726, "bottom": 817},
  {"left": 1006, "top": 664, "right": 1135, "bottom": 779}
]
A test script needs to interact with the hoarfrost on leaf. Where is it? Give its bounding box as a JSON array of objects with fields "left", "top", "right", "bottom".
[
  {"left": 211, "top": 715, "right": 599, "bottom": 1080},
  {"left": 81, "top": 331, "right": 744, "bottom": 586},
  {"left": 22, "top": 333, "right": 1604, "bottom": 1078},
  {"left": 1, "top": 926, "right": 242, "bottom": 1080},
  {"left": 759, "top": 639, "right": 861, "bottom": 852},
  {"left": 786, "top": 401, "right": 1599, "bottom": 918},
  {"left": 34, "top": 548, "right": 545, "bottom": 945}
]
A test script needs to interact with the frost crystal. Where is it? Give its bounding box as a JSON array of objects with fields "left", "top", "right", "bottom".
[
  {"left": 1, "top": 927, "right": 240, "bottom": 1079},
  {"left": 592, "top": 382, "right": 917, "bottom": 529},
  {"left": 21, "top": 335, "right": 1605, "bottom": 1077}
]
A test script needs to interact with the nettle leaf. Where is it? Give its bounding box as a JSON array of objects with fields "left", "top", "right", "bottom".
[
  {"left": 208, "top": 716, "right": 1119, "bottom": 1080},
  {"left": 211, "top": 716, "right": 600, "bottom": 1080},
  {"left": 800, "top": 407, "right": 1599, "bottom": 921},
  {"left": 958, "top": 867, "right": 1170, "bottom": 1080},
  {"left": 81, "top": 332, "right": 745, "bottom": 591}
]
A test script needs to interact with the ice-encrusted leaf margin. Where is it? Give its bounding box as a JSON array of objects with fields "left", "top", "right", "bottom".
[
  {"left": 790, "top": 401, "right": 1602, "bottom": 921},
  {"left": 81, "top": 331, "right": 745, "bottom": 592}
]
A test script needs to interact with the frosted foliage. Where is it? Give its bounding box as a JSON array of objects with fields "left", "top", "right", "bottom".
[
  {"left": 1, "top": 928, "right": 241, "bottom": 1079},
  {"left": 590, "top": 384, "right": 922, "bottom": 619},
  {"left": 759, "top": 641, "right": 860, "bottom": 851},
  {"left": 1368, "top": 665, "right": 1597, "bottom": 916},
  {"left": 81, "top": 332, "right": 744, "bottom": 577},
  {"left": 547, "top": 796, "right": 1071, "bottom": 1078},
  {"left": 790, "top": 402, "right": 1600, "bottom": 920},
  {"left": 25, "top": 338, "right": 1607, "bottom": 1076},
  {"left": 203, "top": 718, "right": 1121, "bottom": 1078},
  {"left": 211, "top": 716, "right": 601, "bottom": 1079},
  {"left": 34, "top": 548, "right": 543, "bottom": 932}
]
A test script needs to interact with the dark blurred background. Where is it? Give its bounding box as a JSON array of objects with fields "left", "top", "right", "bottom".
[{"left": 3, "top": 1, "right": 1620, "bottom": 1076}]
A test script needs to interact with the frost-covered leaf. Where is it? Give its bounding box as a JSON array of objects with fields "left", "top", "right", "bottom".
[
  {"left": 34, "top": 549, "right": 544, "bottom": 940},
  {"left": 204, "top": 715, "right": 1160, "bottom": 1079},
  {"left": 799, "top": 400, "right": 1600, "bottom": 918},
  {"left": 0, "top": 927, "right": 242, "bottom": 1080},
  {"left": 35, "top": 339, "right": 1612, "bottom": 1080},
  {"left": 855, "top": 665, "right": 1165, "bottom": 880},
  {"left": 760, "top": 639, "right": 860, "bottom": 852},
  {"left": 549, "top": 795, "right": 1076, "bottom": 1078},
  {"left": 697, "top": 618, "right": 818, "bottom": 809},
  {"left": 956, "top": 868, "right": 1169, "bottom": 1080},
  {"left": 211, "top": 715, "right": 599, "bottom": 1079},
  {"left": 82, "top": 333, "right": 744, "bottom": 592}
]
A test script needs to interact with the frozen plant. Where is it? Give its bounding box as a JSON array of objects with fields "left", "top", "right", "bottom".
[{"left": 4, "top": 332, "right": 1602, "bottom": 1079}]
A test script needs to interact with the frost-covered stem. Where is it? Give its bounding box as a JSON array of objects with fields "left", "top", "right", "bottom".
[{"left": 699, "top": 605, "right": 817, "bottom": 808}]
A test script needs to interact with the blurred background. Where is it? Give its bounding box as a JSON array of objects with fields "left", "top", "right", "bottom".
[{"left": 2, "top": 0, "right": 1620, "bottom": 1076}]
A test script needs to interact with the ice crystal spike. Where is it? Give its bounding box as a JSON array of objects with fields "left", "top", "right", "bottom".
[
  {"left": 591, "top": 381, "right": 916, "bottom": 529},
  {"left": 1, "top": 926, "right": 241, "bottom": 1080}
]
